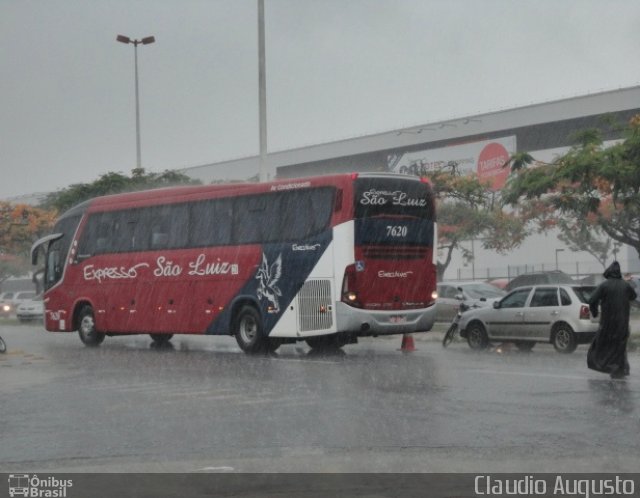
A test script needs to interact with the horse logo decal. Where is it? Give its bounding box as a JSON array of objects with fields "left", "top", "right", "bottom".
[{"left": 256, "top": 253, "right": 282, "bottom": 313}]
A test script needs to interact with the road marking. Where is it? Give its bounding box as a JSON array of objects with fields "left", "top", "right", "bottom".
[
  {"left": 196, "top": 466, "right": 234, "bottom": 472},
  {"left": 271, "top": 357, "right": 343, "bottom": 365},
  {"left": 469, "top": 369, "right": 588, "bottom": 381}
]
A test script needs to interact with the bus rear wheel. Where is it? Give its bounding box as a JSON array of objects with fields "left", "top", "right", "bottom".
[
  {"left": 233, "top": 305, "right": 268, "bottom": 354},
  {"left": 77, "top": 305, "right": 105, "bottom": 347}
]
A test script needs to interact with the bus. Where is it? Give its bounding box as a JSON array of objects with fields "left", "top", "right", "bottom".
[{"left": 31, "top": 173, "right": 437, "bottom": 353}]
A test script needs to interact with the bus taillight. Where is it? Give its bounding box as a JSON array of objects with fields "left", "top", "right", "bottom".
[{"left": 341, "top": 264, "right": 361, "bottom": 308}]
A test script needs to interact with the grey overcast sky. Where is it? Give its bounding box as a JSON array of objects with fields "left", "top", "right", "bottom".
[{"left": 2, "top": 0, "right": 640, "bottom": 199}]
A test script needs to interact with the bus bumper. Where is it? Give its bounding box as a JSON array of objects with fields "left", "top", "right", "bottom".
[{"left": 335, "top": 302, "right": 436, "bottom": 335}]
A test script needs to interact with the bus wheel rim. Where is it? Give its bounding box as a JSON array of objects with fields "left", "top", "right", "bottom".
[
  {"left": 240, "top": 316, "right": 257, "bottom": 343},
  {"left": 80, "top": 315, "right": 94, "bottom": 335}
]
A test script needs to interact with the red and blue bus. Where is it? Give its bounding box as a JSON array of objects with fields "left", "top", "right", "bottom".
[{"left": 31, "top": 173, "right": 437, "bottom": 353}]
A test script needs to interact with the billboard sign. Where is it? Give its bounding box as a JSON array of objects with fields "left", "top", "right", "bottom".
[{"left": 388, "top": 136, "right": 516, "bottom": 190}]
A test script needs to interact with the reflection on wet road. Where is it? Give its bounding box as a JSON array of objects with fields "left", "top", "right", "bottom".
[{"left": 0, "top": 324, "right": 638, "bottom": 473}]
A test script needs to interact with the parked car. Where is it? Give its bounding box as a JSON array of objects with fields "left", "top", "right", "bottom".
[
  {"left": 579, "top": 273, "right": 606, "bottom": 286},
  {"left": 0, "top": 292, "right": 12, "bottom": 317},
  {"left": 627, "top": 275, "right": 640, "bottom": 307},
  {"left": 486, "top": 278, "right": 509, "bottom": 290},
  {"left": 16, "top": 295, "right": 44, "bottom": 323},
  {"left": 505, "top": 270, "right": 574, "bottom": 292},
  {"left": 436, "top": 281, "right": 506, "bottom": 322},
  {"left": 0, "top": 290, "right": 37, "bottom": 318},
  {"left": 458, "top": 284, "right": 598, "bottom": 353}
]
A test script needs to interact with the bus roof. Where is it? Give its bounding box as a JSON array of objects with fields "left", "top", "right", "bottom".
[{"left": 72, "top": 172, "right": 426, "bottom": 213}]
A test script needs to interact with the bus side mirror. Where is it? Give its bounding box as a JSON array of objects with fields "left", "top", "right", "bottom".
[{"left": 31, "top": 247, "right": 40, "bottom": 266}]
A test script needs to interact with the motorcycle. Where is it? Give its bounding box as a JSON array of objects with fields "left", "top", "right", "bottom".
[{"left": 442, "top": 300, "right": 480, "bottom": 347}]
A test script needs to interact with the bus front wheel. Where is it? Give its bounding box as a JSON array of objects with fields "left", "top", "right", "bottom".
[
  {"left": 77, "top": 305, "right": 105, "bottom": 347},
  {"left": 233, "top": 305, "right": 268, "bottom": 354}
]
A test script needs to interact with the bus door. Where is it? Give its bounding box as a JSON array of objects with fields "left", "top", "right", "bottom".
[
  {"left": 142, "top": 278, "right": 192, "bottom": 333},
  {"left": 138, "top": 205, "right": 193, "bottom": 333}
]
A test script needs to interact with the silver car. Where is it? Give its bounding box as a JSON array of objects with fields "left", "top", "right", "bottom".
[
  {"left": 436, "top": 281, "right": 505, "bottom": 322},
  {"left": 458, "top": 285, "right": 598, "bottom": 353}
]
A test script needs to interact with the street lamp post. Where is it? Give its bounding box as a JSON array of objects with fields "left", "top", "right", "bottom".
[
  {"left": 116, "top": 34, "right": 155, "bottom": 170},
  {"left": 555, "top": 248, "right": 565, "bottom": 270}
]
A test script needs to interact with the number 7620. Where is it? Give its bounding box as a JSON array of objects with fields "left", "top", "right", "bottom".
[{"left": 386, "top": 225, "right": 408, "bottom": 237}]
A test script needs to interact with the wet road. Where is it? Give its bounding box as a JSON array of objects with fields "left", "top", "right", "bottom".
[{"left": 0, "top": 323, "right": 638, "bottom": 473}]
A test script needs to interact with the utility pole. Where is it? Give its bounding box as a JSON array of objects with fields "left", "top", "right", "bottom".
[{"left": 258, "top": 0, "right": 268, "bottom": 182}]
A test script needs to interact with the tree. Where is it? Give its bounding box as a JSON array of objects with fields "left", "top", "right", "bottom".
[
  {"left": 0, "top": 202, "right": 56, "bottom": 282},
  {"left": 556, "top": 217, "right": 619, "bottom": 270},
  {"left": 40, "top": 168, "right": 201, "bottom": 213},
  {"left": 503, "top": 114, "right": 640, "bottom": 262},
  {"left": 423, "top": 164, "right": 528, "bottom": 280}
]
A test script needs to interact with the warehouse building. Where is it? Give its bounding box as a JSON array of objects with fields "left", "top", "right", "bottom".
[{"left": 181, "top": 85, "right": 640, "bottom": 279}]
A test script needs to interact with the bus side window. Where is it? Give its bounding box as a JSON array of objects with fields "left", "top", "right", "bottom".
[
  {"left": 234, "top": 195, "right": 281, "bottom": 244},
  {"left": 261, "top": 194, "right": 283, "bottom": 242},
  {"left": 78, "top": 213, "right": 105, "bottom": 256},
  {"left": 111, "top": 214, "right": 138, "bottom": 253},
  {"left": 95, "top": 237, "right": 107, "bottom": 252},
  {"left": 189, "top": 199, "right": 232, "bottom": 247},
  {"left": 147, "top": 205, "right": 188, "bottom": 250},
  {"left": 148, "top": 211, "right": 170, "bottom": 250},
  {"left": 95, "top": 221, "right": 111, "bottom": 253},
  {"left": 151, "top": 229, "right": 169, "bottom": 249},
  {"left": 166, "top": 204, "right": 189, "bottom": 249},
  {"left": 308, "top": 188, "right": 334, "bottom": 233},
  {"left": 280, "top": 191, "right": 311, "bottom": 240}
]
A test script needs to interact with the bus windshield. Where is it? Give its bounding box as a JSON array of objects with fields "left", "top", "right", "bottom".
[{"left": 44, "top": 213, "right": 82, "bottom": 290}]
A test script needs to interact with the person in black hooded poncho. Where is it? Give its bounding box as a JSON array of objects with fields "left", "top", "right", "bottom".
[{"left": 587, "top": 261, "right": 637, "bottom": 378}]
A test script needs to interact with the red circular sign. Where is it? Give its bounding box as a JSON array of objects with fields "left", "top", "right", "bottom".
[{"left": 477, "top": 142, "right": 510, "bottom": 190}]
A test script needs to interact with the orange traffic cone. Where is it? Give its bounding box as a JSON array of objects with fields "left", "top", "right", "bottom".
[{"left": 399, "top": 333, "right": 416, "bottom": 352}]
